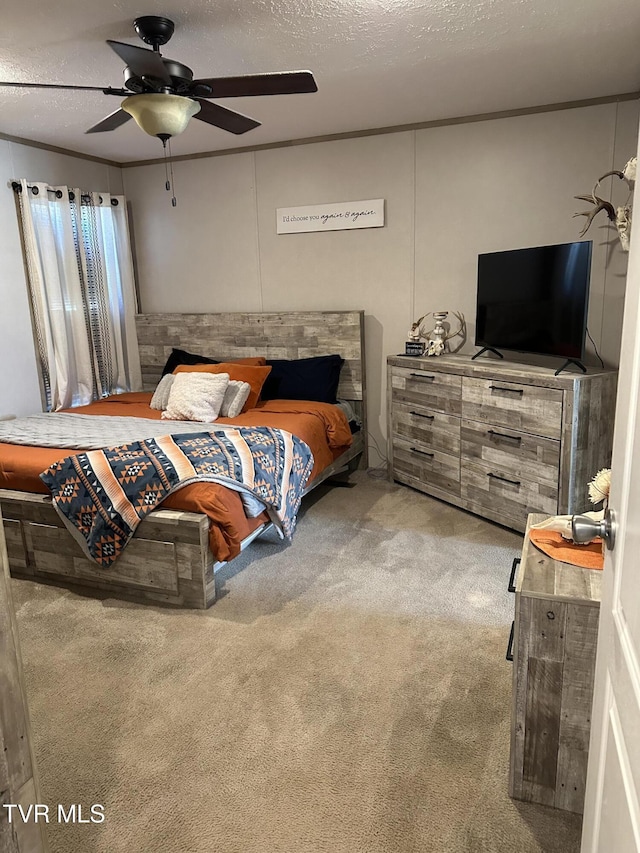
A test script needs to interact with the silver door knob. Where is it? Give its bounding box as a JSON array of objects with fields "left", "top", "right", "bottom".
[{"left": 571, "top": 508, "right": 616, "bottom": 550}]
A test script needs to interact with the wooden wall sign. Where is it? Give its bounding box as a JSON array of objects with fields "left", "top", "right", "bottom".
[{"left": 276, "top": 199, "right": 385, "bottom": 234}]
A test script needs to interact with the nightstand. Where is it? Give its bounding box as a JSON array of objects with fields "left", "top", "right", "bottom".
[{"left": 508, "top": 513, "right": 602, "bottom": 814}]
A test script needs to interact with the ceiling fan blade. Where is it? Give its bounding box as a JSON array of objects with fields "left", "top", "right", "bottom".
[
  {"left": 193, "top": 99, "right": 261, "bottom": 134},
  {"left": 106, "top": 40, "right": 172, "bottom": 84},
  {"left": 86, "top": 109, "right": 132, "bottom": 134},
  {"left": 0, "top": 81, "right": 127, "bottom": 94},
  {"left": 191, "top": 71, "right": 317, "bottom": 98}
]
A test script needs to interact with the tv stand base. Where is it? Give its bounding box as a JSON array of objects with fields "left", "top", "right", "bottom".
[
  {"left": 554, "top": 359, "right": 587, "bottom": 376},
  {"left": 471, "top": 347, "right": 504, "bottom": 360}
]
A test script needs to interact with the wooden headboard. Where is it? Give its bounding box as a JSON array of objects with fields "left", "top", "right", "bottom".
[{"left": 135, "top": 310, "right": 367, "bottom": 430}]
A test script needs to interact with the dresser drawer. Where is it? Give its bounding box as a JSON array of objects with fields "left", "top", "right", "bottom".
[
  {"left": 462, "top": 377, "right": 563, "bottom": 439},
  {"left": 461, "top": 458, "right": 558, "bottom": 525},
  {"left": 461, "top": 419, "right": 560, "bottom": 487},
  {"left": 392, "top": 402, "right": 461, "bottom": 456},
  {"left": 392, "top": 435, "right": 460, "bottom": 496},
  {"left": 391, "top": 367, "right": 461, "bottom": 416}
]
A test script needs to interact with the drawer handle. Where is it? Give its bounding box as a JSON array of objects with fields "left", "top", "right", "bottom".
[
  {"left": 409, "top": 373, "right": 435, "bottom": 381},
  {"left": 411, "top": 446, "right": 434, "bottom": 458},
  {"left": 508, "top": 557, "right": 521, "bottom": 593},
  {"left": 488, "top": 429, "right": 522, "bottom": 444},
  {"left": 489, "top": 385, "right": 524, "bottom": 396},
  {"left": 506, "top": 621, "right": 515, "bottom": 662},
  {"left": 410, "top": 410, "right": 434, "bottom": 420},
  {"left": 488, "top": 472, "right": 521, "bottom": 487}
]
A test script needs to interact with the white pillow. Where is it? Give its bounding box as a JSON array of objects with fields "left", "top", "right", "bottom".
[
  {"left": 220, "top": 380, "right": 251, "bottom": 418},
  {"left": 150, "top": 374, "right": 175, "bottom": 410},
  {"left": 161, "top": 372, "right": 230, "bottom": 422}
]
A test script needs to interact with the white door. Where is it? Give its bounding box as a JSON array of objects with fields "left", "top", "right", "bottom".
[{"left": 581, "top": 134, "right": 640, "bottom": 851}]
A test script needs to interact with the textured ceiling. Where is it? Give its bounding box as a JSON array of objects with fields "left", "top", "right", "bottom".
[{"left": 1, "top": 0, "right": 640, "bottom": 164}]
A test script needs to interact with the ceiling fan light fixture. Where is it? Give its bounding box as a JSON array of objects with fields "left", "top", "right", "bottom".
[{"left": 121, "top": 93, "right": 200, "bottom": 138}]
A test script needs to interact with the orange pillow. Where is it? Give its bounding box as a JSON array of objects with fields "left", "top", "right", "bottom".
[
  {"left": 229, "top": 357, "right": 266, "bottom": 365},
  {"left": 174, "top": 363, "right": 272, "bottom": 412}
]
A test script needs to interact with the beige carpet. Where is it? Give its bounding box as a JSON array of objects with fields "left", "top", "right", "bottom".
[{"left": 12, "top": 472, "right": 582, "bottom": 853}]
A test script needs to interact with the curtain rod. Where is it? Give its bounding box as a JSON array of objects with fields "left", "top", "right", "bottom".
[{"left": 10, "top": 181, "right": 119, "bottom": 206}]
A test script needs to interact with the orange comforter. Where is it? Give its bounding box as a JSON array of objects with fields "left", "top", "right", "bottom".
[{"left": 0, "top": 393, "right": 353, "bottom": 562}]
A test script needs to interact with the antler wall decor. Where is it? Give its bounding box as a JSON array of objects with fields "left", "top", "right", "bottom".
[{"left": 574, "top": 156, "right": 636, "bottom": 251}]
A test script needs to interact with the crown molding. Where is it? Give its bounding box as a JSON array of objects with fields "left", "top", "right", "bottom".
[
  {"left": 0, "top": 131, "right": 121, "bottom": 168},
  {"left": 120, "top": 90, "right": 640, "bottom": 169},
  {"left": 2, "top": 90, "right": 638, "bottom": 170}
]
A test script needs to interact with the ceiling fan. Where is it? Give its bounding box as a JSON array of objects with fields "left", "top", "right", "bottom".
[{"left": 0, "top": 15, "right": 318, "bottom": 139}]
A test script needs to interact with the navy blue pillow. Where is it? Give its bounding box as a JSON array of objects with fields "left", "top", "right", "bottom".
[
  {"left": 161, "top": 348, "right": 218, "bottom": 376},
  {"left": 261, "top": 354, "right": 344, "bottom": 403}
]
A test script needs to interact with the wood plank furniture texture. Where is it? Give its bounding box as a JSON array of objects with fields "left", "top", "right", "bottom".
[
  {"left": 0, "top": 511, "right": 49, "bottom": 852},
  {"left": 387, "top": 354, "right": 617, "bottom": 532},
  {"left": 1, "top": 311, "right": 366, "bottom": 610},
  {"left": 509, "top": 513, "right": 602, "bottom": 814},
  {"left": 136, "top": 311, "right": 367, "bottom": 441}
]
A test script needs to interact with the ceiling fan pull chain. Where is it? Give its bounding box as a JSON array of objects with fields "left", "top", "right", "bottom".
[
  {"left": 162, "top": 138, "right": 171, "bottom": 192},
  {"left": 168, "top": 138, "right": 177, "bottom": 207},
  {"left": 160, "top": 137, "right": 177, "bottom": 207}
]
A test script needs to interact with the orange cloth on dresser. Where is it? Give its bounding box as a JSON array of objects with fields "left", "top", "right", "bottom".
[
  {"left": 528, "top": 529, "right": 604, "bottom": 570},
  {"left": 0, "top": 393, "right": 352, "bottom": 563}
]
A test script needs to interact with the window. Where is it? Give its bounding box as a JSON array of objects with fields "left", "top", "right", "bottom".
[{"left": 15, "top": 181, "right": 141, "bottom": 410}]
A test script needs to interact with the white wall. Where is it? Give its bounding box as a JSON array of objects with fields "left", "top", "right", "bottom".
[
  {"left": 0, "top": 142, "right": 122, "bottom": 416},
  {"left": 123, "top": 133, "right": 414, "bottom": 462},
  {"left": 123, "top": 100, "right": 640, "bottom": 464},
  {"left": 414, "top": 101, "right": 639, "bottom": 368}
]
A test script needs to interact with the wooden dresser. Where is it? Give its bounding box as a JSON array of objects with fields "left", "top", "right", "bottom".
[
  {"left": 386, "top": 354, "right": 617, "bottom": 532},
  {"left": 508, "top": 513, "right": 602, "bottom": 814}
]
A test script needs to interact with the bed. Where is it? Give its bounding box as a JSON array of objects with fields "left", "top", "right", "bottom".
[{"left": 0, "top": 311, "right": 366, "bottom": 608}]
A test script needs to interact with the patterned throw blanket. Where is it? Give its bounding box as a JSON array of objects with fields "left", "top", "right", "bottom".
[{"left": 40, "top": 427, "right": 314, "bottom": 567}]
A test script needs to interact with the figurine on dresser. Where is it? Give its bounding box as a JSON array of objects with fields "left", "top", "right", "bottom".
[{"left": 406, "top": 310, "right": 466, "bottom": 356}]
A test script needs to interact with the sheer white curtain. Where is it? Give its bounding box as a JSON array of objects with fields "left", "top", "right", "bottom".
[{"left": 16, "top": 180, "right": 141, "bottom": 410}]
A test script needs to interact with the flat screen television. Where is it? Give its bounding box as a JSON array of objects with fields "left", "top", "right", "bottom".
[{"left": 475, "top": 241, "right": 592, "bottom": 361}]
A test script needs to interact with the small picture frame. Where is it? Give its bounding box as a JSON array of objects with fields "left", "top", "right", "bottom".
[{"left": 405, "top": 340, "right": 426, "bottom": 356}]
